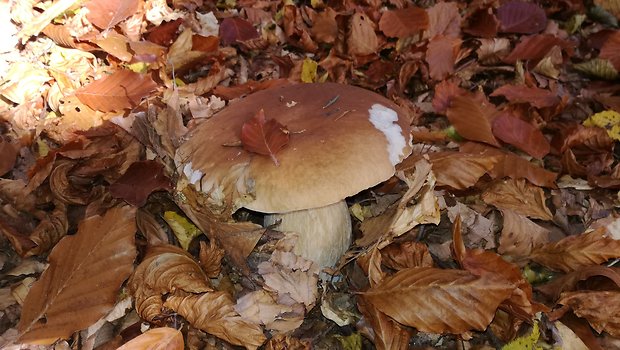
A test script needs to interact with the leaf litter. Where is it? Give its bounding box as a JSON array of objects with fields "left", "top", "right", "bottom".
[{"left": 2, "top": 0, "right": 620, "bottom": 349}]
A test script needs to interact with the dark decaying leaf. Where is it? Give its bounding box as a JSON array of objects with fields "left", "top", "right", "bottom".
[
  {"left": 145, "top": 19, "right": 184, "bottom": 46},
  {"left": 497, "top": 0, "right": 547, "bottom": 34},
  {"left": 18, "top": 206, "right": 136, "bottom": 343},
  {"left": 219, "top": 17, "right": 259, "bottom": 46},
  {"left": 109, "top": 160, "right": 173, "bottom": 207},
  {"left": 492, "top": 113, "right": 550, "bottom": 159},
  {"left": 240, "top": 109, "right": 289, "bottom": 166},
  {"left": 378, "top": 7, "right": 428, "bottom": 39},
  {"left": 363, "top": 267, "right": 515, "bottom": 334},
  {"left": 85, "top": 0, "right": 140, "bottom": 30},
  {"left": 75, "top": 70, "right": 157, "bottom": 112},
  {"left": 0, "top": 136, "right": 18, "bottom": 176}
]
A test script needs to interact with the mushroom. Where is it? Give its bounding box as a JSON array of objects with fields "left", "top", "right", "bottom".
[{"left": 175, "top": 83, "right": 412, "bottom": 271}]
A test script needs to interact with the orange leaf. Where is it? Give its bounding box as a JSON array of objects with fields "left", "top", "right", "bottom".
[
  {"left": 428, "top": 151, "right": 501, "bottom": 190},
  {"left": 490, "top": 84, "right": 560, "bottom": 108},
  {"left": 426, "top": 2, "right": 461, "bottom": 39},
  {"left": 348, "top": 12, "right": 379, "bottom": 56},
  {"left": 363, "top": 267, "right": 515, "bottom": 334},
  {"left": 530, "top": 229, "right": 620, "bottom": 272},
  {"left": 117, "top": 327, "right": 184, "bottom": 350},
  {"left": 426, "top": 35, "right": 462, "bottom": 80},
  {"left": 85, "top": 0, "right": 140, "bottom": 30},
  {"left": 554, "top": 291, "right": 620, "bottom": 337},
  {"left": 358, "top": 297, "right": 412, "bottom": 350},
  {"left": 446, "top": 95, "right": 501, "bottom": 146},
  {"left": 378, "top": 7, "right": 428, "bottom": 38},
  {"left": 492, "top": 113, "right": 551, "bottom": 159},
  {"left": 482, "top": 178, "right": 553, "bottom": 220},
  {"left": 498, "top": 209, "right": 549, "bottom": 257},
  {"left": 18, "top": 206, "right": 136, "bottom": 343},
  {"left": 240, "top": 109, "right": 289, "bottom": 166},
  {"left": 432, "top": 79, "right": 465, "bottom": 114},
  {"left": 75, "top": 70, "right": 157, "bottom": 112},
  {"left": 504, "top": 34, "right": 572, "bottom": 64}
]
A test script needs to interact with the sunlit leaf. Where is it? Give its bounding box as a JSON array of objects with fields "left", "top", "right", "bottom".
[
  {"left": 501, "top": 322, "right": 542, "bottom": 350},
  {"left": 428, "top": 151, "right": 501, "bottom": 190},
  {"left": 583, "top": 110, "right": 620, "bottom": 140},
  {"left": 240, "top": 109, "right": 289, "bottom": 166},
  {"left": 85, "top": 0, "right": 140, "bottom": 30},
  {"left": 75, "top": 70, "right": 157, "bottom": 112},
  {"left": 497, "top": 1, "right": 547, "bottom": 34}
]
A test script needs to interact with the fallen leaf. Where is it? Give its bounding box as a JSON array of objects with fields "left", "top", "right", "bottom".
[
  {"left": 18, "top": 206, "right": 136, "bottom": 344},
  {"left": 362, "top": 267, "right": 514, "bottom": 334},
  {"left": 116, "top": 327, "right": 183, "bottom": 350},
  {"left": 219, "top": 17, "right": 259, "bottom": 46},
  {"left": 530, "top": 229, "right": 620, "bottom": 272},
  {"left": 85, "top": 0, "right": 140, "bottom": 30},
  {"left": 75, "top": 70, "right": 157, "bottom": 112},
  {"left": 553, "top": 291, "right": 620, "bottom": 337},
  {"left": 198, "top": 240, "right": 224, "bottom": 278},
  {"left": 497, "top": 0, "right": 547, "bottom": 34},
  {"left": 482, "top": 178, "right": 553, "bottom": 220},
  {"left": 240, "top": 109, "right": 289, "bottom": 166},
  {"left": 536, "top": 265, "right": 620, "bottom": 301},
  {"left": 498, "top": 209, "right": 549, "bottom": 257},
  {"left": 428, "top": 151, "right": 501, "bottom": 190},
  {"left": 426, "top": 35, "right": 462, "bottom": 80},
  {"left": 504, "top": 34, "right": 571, "bottom": 64},
  {"left": 490, "top": 84, "right": 560, "bottom": 109},
  {"left": 378, "top": 7, "right": 428, "bottom": 39},
  {"left": 599, "top": 31, "right": 620, "bottom": 70},
  {"left": 426, "top": 2, "right": 461, "bottom": 39},
  {"left": 163, "top": 211, "right": 202, "bottom": 251},
  {"left": 380, "top": 241, "right": 433, "bottom": 271},
  {"left": 311, "top": 8, "right": 338, "bottom": 44},
  {"left": 109, "top": 160, "right": 173, "bottom": 207},
  {"left": 0, "top": 137, "right": 19, "bottom": 176},
  {"left": 446, "top": 94, "right": 501, "bottom": 146},
  {"left": 357, "top": 298, "right": 411, "bottom": 350},
  {"left": 492, "top": 113, "right": 551, "bottom": 159},
  {"left": 464, "top": 8, "right": 499, "bottom": 38},
  {"left": 348, "top": 12, "right": 379, "bottom": 56}
]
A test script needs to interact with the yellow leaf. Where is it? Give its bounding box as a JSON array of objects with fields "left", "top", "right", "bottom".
[
  {"left": 163, "top": 211, "right": 202, "bottom": 250},
  {"left": 127, "top": 61, "right": 149, "bottom": 74},
  {"left": 502, "top": 322, "right": 543, "bottom": 350},
  {"left": 301, "top": 58, "right": 318, "bottom": 83},
  {"left": 334, "top": 333, "right": 362, "bottom": 350},
  {"left": 583, "top": 110, "right": 620, "bottom": 140}
]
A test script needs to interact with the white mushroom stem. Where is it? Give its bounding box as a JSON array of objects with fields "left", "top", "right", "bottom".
[{"left": 264, "top": 200, "right": 352, "bottom": 270}]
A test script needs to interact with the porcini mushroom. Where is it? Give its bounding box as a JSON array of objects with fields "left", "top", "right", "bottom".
[{"left": 176, "top": 83, "right": 412, "bottom": 271}]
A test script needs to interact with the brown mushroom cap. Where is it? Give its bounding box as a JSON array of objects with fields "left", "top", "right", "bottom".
[{"left": 176, "top": 82, "right": 412, "bottom": 214}]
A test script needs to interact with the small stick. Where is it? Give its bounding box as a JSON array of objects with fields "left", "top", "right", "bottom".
[
  {"left": 334, "top": 109, "right": 354, "bottom": 121},
  {"left": 322, "top": 95, "right": 340, "bottom": 109}
]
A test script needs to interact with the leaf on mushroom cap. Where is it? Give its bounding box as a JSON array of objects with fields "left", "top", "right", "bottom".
[
  {"left": 240, "top": 109, "right": 289, "bottom": 166},
  {"left": 176, "top": 83, "right": 413, "bottom": 214}
]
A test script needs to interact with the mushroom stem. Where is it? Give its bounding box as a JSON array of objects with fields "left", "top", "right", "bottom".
[{"left": 264, "top": 200, "right": 352, "bottom": 270}]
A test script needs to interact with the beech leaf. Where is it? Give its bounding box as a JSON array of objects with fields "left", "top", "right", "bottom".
[
  {"left": 554, "top": 291, "right": 620, "bottom": 337},
  {"left": 240, "top": 109, "right": 289, "bottom": 166},
  {"left": 490, "top": 84, "right": 560, "bottom": 109},
  {"left": 75, "top": 70, "right": 157, "bottom": 112},
  {"left": 482, "top": 179, "right": 553, "bottom": 220},
  {"left": 18, "top": 206, "right": 137, "bottom": 344},
  {"left": 109, "top": 160, "right": 173, "bottom": 207},
  {"left": 530, "top": 229, "right": 620, "bottom": 272},
  {"left": 85, "top": 0, "right": 140, "bottom": 30},
  {"left": 117, "top": 327, "right": 184, "bottom": 350},
  {"left": 428, "top": 151, "right": 501, "bottom": 190},
  {"left": 446, "top": 95, "right": 500, "bottom": 146},
  {"left": 497, "top": 0, "right": 547, "bottom": 34},
  {"left": 363, "top": 267, "right": 515, "bottom": 334},
  {"left": 378, "top": 7, "right": 428, "bottom": 39},
  {"left": 492, "top": 113, "right": 551, "bottom": 159},
  {"left": 348, "top": 12, "right": 379, "bottom": 56},
  {"left": 219, "top": 17, "right": 259, "bottom": 46}
]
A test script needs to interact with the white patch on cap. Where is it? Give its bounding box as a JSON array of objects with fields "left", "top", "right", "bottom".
[
  {"left": 368, "top": 104, "right": 407, "bottom": 165},
  {"left": 183, "top": 162, "right": 203, "bottom": 185}
]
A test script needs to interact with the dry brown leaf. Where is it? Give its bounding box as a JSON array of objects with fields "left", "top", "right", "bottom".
[
  {"left": 0, "top": 136, "right": 19, "bottom": 176},
  {"left": 91, "top": 31, "right": 133, "bottom": 61},
  {"left": 362, "top": 267, "right": 514, "bottom": 334},
  {"left": 426, "top": 2, "right": 461, "bottom": 39},
  {"left": 24, "top": 202, "right": 68, "bottom": 258},
  {"left": 536, "top": 266, "right": 620, "bottom": 301},
  {"left": 198, "top": 240, "right": 225, "bottom": 278},
  {"left": 553, "top": 291, "right": 620, "bottom": 337},
  {"left": 264, "top": 334, "right": 310, "bottom": 350},
  {"left": 117, "top": 327, "right": 183, "bottom": 350},
  {"left": 164, "top": 292, "right": 266, "bottom": 349},
  {"left": 492, "top": 113, "right": 551, "bottom": 159},
  {"left": 18, "top": 206, "right": 137, "bottom": 344},
  {"left": 446, "top": 95, "right": 501, "bottom": 147},
  {"left": 428, "top": 151, "right": 501, "bottom": 190},
  {"left": 18, "top": 0, "right": 79, "bottom": 42},
  {"left": 482, "top": 178, "right": 553, "bottom": 220},
  {"left": 85, "top": 0, "right": 140, "bottom": 30},
  {"left": 426, "top": 35, "right": 462, "bottom": 80},
  {"left": 358, "top": 297, "right": 412, "bottom": 350},
  {"left": 136, "top": 209, "right": 169, "bottom": 246},
  {"left": 499, "top": 209, "right": 549, "bottom": 257},
  {"left": 378, "top": 7, "right": 428, "bottom": 38},
  {"left": 236, "top": 289, "right": 304, "bottom": 333},
  {"left": 348, "top": 12, "right": 379, "bottom": 56},
  {"left": 380, "top": 241, "right": 433, "bottom": 271},
  {"left": 75, "top": 70, "right": 157, "bottom": 112},
  {"left": 530, "top": 229, "right": 620, "bottom": 272},
  {"left": 311, "top": 8, "right": 338, "bottom": 44}
]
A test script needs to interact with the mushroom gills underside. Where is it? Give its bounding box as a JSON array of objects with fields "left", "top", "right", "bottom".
[{"left": 263, "top": 200, "right": 352, "bottom": 270}]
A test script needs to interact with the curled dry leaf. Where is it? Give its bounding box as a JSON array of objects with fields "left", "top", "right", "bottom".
[
  {"left": 109, "top": 160, "right": 173, "bottom": 207},
  {"left": 497, "top": 0, "right": 547, "bottom": 34},
  {"left": 236, "top": 289, "right": 305, "bottom": 333},
  {"left": 552, "top": 291, "right": 620, "bottom": 337},
  {"left": 18, "top": 206, "right": 137, "bottom": 344},
  {"left": 491, "top": 113, "right": 551, "bottom": 159},
  {"left": 49, "top": 161, "right": 92, "bottom": 205},
  {"left": 85, "top": 0, "right": 140, "bottom": 30},
  {"left": 116, "top": 327, "right": 184, "bottom": 350},
  {"left": 428, "top": 151, "right": 501, "bottom": 190},
  {"left": 198, "top": 240, "right": 225, "bottom": 278},
  {"left": 164, "top": 292, "right": 266, "bottom": 349},
  {"left": 536, "top": 265, "right": 620, "bottom": 301},
  {"left": 357, "top": 297, "right": 412, "bottom": 350},
  {"left": 136, "top": 208, "right": 169, "bottom": 245},
  {"left": 482, "top": 178, "right": 553, "bottom": 220},
  {"left": 529, "top": 229, "right": 620, "bottom": 272},
  {"left": 348, "top": 12, "right": 379, "bottom": 56},
  {"left": 363, "top": 267, "right": 515, "bottom": 334},
  {"left": 240, "top": 109, "right": 290, "bottom": 166},
  {"left": 75, "top": 70, "right": 157, "bottom": 112},
  {"left": 446, "top": 95, "right": 501, "bottom": 147},
  {"left": 498, "top": 209, "right": 549, "bottom": 257},
  {"left": 378, "top": 7, "right": 428, "bottom": 39}
]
